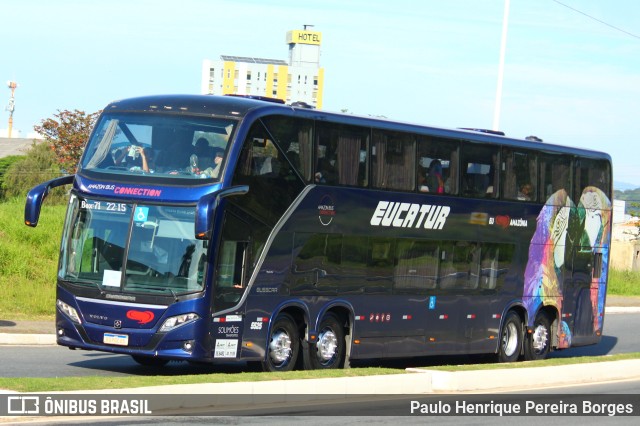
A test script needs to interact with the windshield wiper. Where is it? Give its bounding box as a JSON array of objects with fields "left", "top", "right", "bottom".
[{"left": 64, "top": 277, "right": 106, "bottom": 295}]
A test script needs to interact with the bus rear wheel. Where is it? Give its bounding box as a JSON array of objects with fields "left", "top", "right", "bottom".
[
  {"left": 310, "top": 313, "right": 345, "bottom": 369},
  {"left": 524, "top": 313, "right": 551, "bottom": 361},
  {"left": 497, "top": 311, "right": 522, "bottom": 363},
  {"left": 262, "top": 313, "right": 300, "bottom": 372}
]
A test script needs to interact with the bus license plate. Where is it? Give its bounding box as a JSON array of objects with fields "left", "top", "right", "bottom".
[{"left": 104, "top": 332, "right": 129, "bottom": 346}]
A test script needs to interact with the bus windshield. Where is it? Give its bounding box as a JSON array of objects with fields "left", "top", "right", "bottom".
[
  {"left": 59, "top": 195, "right": 207, "bottom": 296},
  {"left": 80, "top": 112, "right": 236, "bottom": 180}
]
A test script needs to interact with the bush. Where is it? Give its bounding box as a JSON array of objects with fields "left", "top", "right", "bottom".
[
  {"left": 0, "top": 155, "right": 23, "bottom": 199},
  {"left": 1, "top": 141, "right": 68, "bottom": 204}
]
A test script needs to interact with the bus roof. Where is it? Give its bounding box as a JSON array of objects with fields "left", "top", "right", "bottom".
[{"left": 103, "top": 94, "right": 611, "bottom": 162}]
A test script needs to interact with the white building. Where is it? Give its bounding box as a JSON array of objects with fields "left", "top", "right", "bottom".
[{"left": 201, "top": 28, "right": 324, "bottom": 108}]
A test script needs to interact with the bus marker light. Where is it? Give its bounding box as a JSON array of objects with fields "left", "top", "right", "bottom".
[
  {"left": 439, "top": 314, "right": 448, "bottom": 320},
  {"left": 429, "top": 337, "right": 436, "bottom": 342},
  {"left": 245, "top": 342, "right": 253, "bottom": 347},
  {"left": 467, "top": 314, "right": 476, "bottom": 319},
  {"left": 489, "top": 335, "right": 495, "bottom": 340},
  {"left": 355, "top": 315, "right": 365, "bottom": 321},
  {"left": 562, "top": 313, "right": 572, "bottom": 318},
  {"left": 354, "top": 340, "right": 361, "bottom": 345},
  {"left": 492, "top": 314, "right": 501, "bottom": 319},
  {"left": 402, "top": 315, "right": 412, "bottom": 320},
  {"left": 213, "top": 317, "right": 225, "bottom": 323}
]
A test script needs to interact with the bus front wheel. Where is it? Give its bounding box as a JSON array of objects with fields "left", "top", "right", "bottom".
[
  {"left": 310, "top": 313, "right": 345, "bottom": 369},
  {"left": 262, "top": 313, "right": 300, "bottom": 372},
  {"left": 497, "top": 311, "right": 522, "bottom": 363},
  {"left": 523, "top": 313, "right": 551, "bottom": 361}
]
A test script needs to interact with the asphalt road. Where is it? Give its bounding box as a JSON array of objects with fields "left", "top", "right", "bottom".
[{"left": 0, "top": 312, "right": 637, "bottom": 378}]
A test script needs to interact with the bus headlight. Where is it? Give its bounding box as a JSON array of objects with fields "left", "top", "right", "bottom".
[
  {"left": 57, "top": 299, "right": 81, "bottom": 324},
  {"left": 159, "top": 313, "right": 199, "bottom": 332}
]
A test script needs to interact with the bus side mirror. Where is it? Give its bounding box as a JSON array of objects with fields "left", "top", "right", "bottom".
[
  {"left": 24, "top": 175, "right": 75, "bottom": 227},
  {"left": 194, "top": 185, "right": 249, "bottom": 240}
]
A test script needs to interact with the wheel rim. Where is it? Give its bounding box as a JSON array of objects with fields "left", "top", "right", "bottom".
[
  {"left": 502, "top": 321, "right": 518, "bottom": 357},
  {"left": 268, "top": 329, "right": 292, "bottom": 365},
  {"left": 531, "top": 324, "right": 548, "bottom": 353},
  {"left": 316, "top": 328, "right": 338, "bottom": 363}
]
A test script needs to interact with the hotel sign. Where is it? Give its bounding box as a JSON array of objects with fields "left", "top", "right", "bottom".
[{"left": 286, "top": 30, "right": 322, "bottom": 45}]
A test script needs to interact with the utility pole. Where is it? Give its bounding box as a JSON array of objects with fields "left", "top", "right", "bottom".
[
  {"left": 6, "top": 81, "right": 17, "bottom": 138},
  {"left": 493, "top": 0, "right": 510, "bottom": 131}
]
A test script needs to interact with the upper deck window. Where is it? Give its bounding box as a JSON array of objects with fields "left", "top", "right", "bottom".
[{"left": 80, "top": 113, "right": 236, "bottom": 181}]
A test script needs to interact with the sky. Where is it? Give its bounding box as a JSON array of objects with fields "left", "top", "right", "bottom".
[{"left": 2, "top": 0, "right": 640, "bottom": 186}]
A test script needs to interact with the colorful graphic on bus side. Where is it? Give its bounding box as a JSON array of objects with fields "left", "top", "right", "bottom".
[{"left": 524, "top": 186, "right": 611, "bottom": 348}]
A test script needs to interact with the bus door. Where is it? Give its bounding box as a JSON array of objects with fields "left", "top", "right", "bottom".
[{"left": 569, "top": 245, "right": 602, "bottom": 344}]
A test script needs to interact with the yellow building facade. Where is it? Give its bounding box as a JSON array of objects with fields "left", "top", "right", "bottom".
[{"left": 201, "top": 29, "right": 324, "bottom": 109}]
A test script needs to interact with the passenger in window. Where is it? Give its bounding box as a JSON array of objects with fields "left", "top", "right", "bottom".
[
  {"left": 115, "top": 145, "right": 154, "bottom": 173},
  {"left": 418, "top": 166, "right": 429, "bottom": 192},
  {"left": 518, "top": 183, "right": 533, "bottom": 201},
  {"left": 192, "top": 138, "right": 213, "bottom": 170},
  {"left": 201, "top": 150, "right": 224, "bottom": 178},
  {"left": 315, "top": 156, "right": 337, "bottom": 184},
  {"left": 426, "top": 160, "right": 444, "bottom": 194}
]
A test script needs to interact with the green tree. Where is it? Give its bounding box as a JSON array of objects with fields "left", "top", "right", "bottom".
[{"left": 33, "top": 109, "right": 100, "bottom": 173}]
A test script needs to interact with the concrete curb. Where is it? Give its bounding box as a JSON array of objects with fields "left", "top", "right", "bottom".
[
  {"left": 2, "top": 359, "right": 637, "bottom": 414},
  {"left": 0, "top": 333, "right": 56, "bottom": 345},
  {"left": 408, "top": 358, "right": 640, "bottom": 392}
]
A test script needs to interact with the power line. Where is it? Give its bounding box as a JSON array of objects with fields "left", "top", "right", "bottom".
[{"left": 552, "top": 0, "right": 640, "bottom": 40}]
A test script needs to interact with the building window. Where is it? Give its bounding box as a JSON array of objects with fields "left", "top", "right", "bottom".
[{"left": 247, "top": 71, "right": 252, "bottom": 80}]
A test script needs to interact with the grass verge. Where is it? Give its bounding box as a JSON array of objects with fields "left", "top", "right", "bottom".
[{"left": 1, "top": 353, "right": 639, "bottom": 393}]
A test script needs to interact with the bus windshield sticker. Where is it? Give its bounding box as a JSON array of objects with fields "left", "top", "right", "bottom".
[
  {"left": 102, "top": 270, "right": 122, "bottom": 287},
  {"left": 370, "top": 201, "right": 450, "bottom": 230},
  {"left": 133, "top": 207, "right": 149, "bottom": 222}
]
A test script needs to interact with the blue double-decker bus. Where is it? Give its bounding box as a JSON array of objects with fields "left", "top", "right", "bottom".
[{"left": 25, "top": 94, "right": 612, "bottom": 371}]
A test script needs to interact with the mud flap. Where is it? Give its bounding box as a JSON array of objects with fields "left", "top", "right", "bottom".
[{"left": 300, "top": 338, "right": 313, "bottom": 370}]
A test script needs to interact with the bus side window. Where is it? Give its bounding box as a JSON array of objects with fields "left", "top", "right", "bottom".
[
  {"left": 315, "top": 122, "right": 369, "bottom": 187},
  {"left": 460, "top": 144, "right": 499, "bottom": 198},
  {"left": 574, "top": 158, "right": 611, "bottom": 200},
  {"left": 261, "top": 115, "right": 315, "bottom": 183},
  {"left": 371, "top": 130, "right": 415, "bottom": 191},
  {"left": 501, "top": 149, "right": 537, "bottom": 202},
  {"left": 394, "top": 239, "right": 439, "bottom": 293},
  {"left": 539, "top": 154, "right": 572, "bottom": 201},
  {"left": 416, "top": 136, "right": 458, "bottom": 195}
]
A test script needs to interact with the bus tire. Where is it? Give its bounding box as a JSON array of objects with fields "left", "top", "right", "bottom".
[
  {"left": 523, "top": 312, "right": 551, "bottom": 361},
  {"left": 131, "top": 355, "right": 169, "bottom": 367},
  {"left": 262, "top": 313, "right": 300, "bottom": 372},
  {"left": 310, "top": 313, "right": 345, "bottom": 369},
  {"left": 497, "top": 311, "right": 522, "bottom": 363}
]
